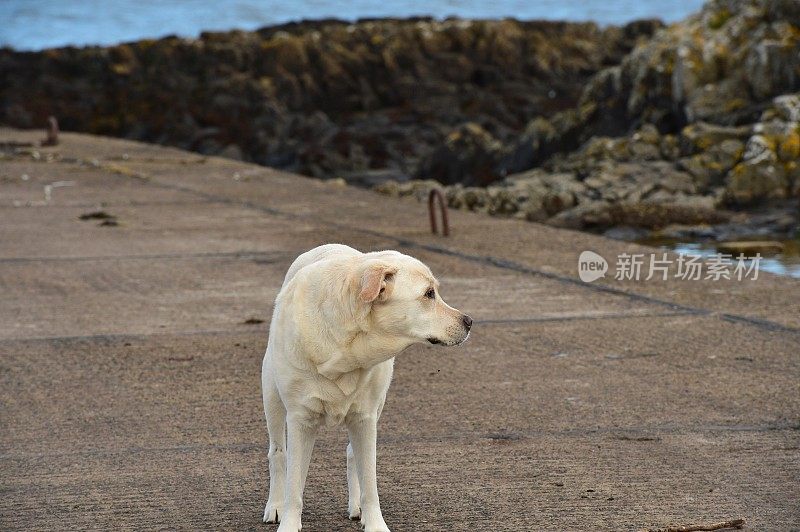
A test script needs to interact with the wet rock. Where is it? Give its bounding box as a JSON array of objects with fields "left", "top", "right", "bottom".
[
  {"left": 652, "top": 223, "right": 720, "bottom": 240},
  {"left": 605, "top": 200, "right": 730, "bottom": 230},
  {"left": 549, "top": 201, "right": 614, "bottom": 229},
  {"left": 497, "top": 103, "right": 597, "bottom": 176},
  {"left": 679, "top": 122, "right": 751, "bottom": 156},
  {"left": 677, "top": 138, "right": 744, "bottom": 189},
  {"left": 218, "top": 144, "right": 244, "bottom": 161},
  {"left": 485, "top": 187, "right": 520, "bottom": 216},
  {"left": 777, "top": 130, "right": 800, "bottom": 161},
  {"left": 503, "top": 170, "right": 584, "bottom": 218},
  {"left": 725, "top": 158, "right": 789, "bottom": 204},
  {"left": 659, "top": 134, "right": 681, "bottom": 160},
  {"left": 765, "top": 0, "right": 800, "bottom": 25},
  {"left": 339, "top": 168, "right": 410, "bottom": 187},
  {"left": 746, "top": 35, "right": 800, "bottom": 102},
  {"left": 645, "top": 201, "right": 797, "bottom": 242},
  {"left": 717, "top": 240, "right": 785, "bottom": 255},
  {"left": 447, "top": 186, "right": 489, "bottom": 211},
  {"left": 628, "top": 141, "right": 661, "bottom": 161},
  {"left": 415, "top": 123, "right": 503, "bottom": 186},
  {"left": 628, "top": 124, "right": 663, "bottom": 161},
  {"left": 770, "top": 94, "right": 800, "bottom": 122},
  {"left": 373, "top": 180, "right": 402, "bottom": 197},
  {"left": 379, "top": 179, "right": 441, "bottom": 202},
  {"left": 504, "top": 0, "right": 800, "bottom": 179},
  {"left": 0, "top": 17, "right": 661, "bottom": 185},
  {"left": 590, "top": 161, "right": 697, "bottom": 200},
  {"left": 603, "top": 225, "right": 651, "bottom": 240},
  {"left": 722, "top": 100, "right": 800, "bottom": 205}
]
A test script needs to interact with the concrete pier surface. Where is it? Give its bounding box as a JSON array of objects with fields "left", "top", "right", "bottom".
[{"left": 1, "top": 129, "right": 798, "bottom": 531}]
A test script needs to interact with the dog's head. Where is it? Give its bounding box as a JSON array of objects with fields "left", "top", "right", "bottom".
[{"left": 356, "top": 252, "right": 472, "bottom": 348}]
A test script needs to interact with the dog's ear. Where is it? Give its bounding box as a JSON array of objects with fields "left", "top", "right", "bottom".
[{"left": 359, "top": 262, "right": 398, "bottom": 303}]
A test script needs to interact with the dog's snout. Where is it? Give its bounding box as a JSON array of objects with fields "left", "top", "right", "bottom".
[{"left": 462, "top": 314, "right": 473, "bottom": 330}]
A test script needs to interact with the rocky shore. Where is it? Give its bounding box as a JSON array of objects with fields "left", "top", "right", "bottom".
[
  {"left": 1, "top": 0, "right": 798, "bottom": 243},
  {"left": 377, "top": 0, "right": 800, "bottom": 242},
  {"left": 0, "top": 17, "right": 658, "bottom": 183}
]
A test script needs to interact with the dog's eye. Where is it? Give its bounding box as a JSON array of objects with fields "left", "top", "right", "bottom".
[{"left": 424, "top": 288, "right": 436, "bottom": 299}]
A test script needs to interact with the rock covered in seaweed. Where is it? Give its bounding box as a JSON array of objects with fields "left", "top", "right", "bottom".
[
  {"left": 377, "top": 0, "right": 799, "bottom": 237},
  {"left": 497, "top": 0, "right": 800, "bottom": 176},
  {"left": 0, "top": 17, "right": 660, "bottom": 181}
]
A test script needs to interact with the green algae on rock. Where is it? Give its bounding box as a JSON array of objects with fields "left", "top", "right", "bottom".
[
  {"left": 1, "top": 0, "right": 797, "bottom": 241},
  {"left": 0, "top": 17, "right": 660, "bottom": 181},
  {"left": 377, "top": 0, "right": 799, "bottom": 239}
]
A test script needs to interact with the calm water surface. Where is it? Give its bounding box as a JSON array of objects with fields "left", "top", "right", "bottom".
[
  {"left": 640, "top": 238, "right": 800, "bottom": 279},
  {"left": 1, "top": 0, "right": 705, "bottom": 50}
]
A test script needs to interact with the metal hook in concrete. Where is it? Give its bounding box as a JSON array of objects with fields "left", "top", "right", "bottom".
[
  {"left": 41, "top": 116, "right": 59, "bottom": 146},
  {"left": 428, "top": 189, "right": 449, "bottom": 237}
]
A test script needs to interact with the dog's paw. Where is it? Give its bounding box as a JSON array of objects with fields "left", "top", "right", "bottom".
[
  {"left": 263, "top": 501, "right": 281, "bottom": 524},
  {"left": 360, "top": 510, "right": 390, "bottom": 532},
  {"left": 362, "top": 522, "right": 390, "bottom": 532},
  {"left": 348, "top": 501, "right": 361, "bottom": 520},
  {"left": 276, "top": 519, "right": 301, "bottom": 532}
]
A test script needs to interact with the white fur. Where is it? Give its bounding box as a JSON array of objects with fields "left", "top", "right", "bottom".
[{"left": 262, "top": 244, "right": 471, "bottom": 531}]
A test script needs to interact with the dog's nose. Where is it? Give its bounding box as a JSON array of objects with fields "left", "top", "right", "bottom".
[{"left": 462, "top": 314, "right": 473, "bottom": 330}]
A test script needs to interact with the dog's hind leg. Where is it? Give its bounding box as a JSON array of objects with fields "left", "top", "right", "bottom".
[{"left": 263, "top": 372, "right": 287, "bottom": 524}]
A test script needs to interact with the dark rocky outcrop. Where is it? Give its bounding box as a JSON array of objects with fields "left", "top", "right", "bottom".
[
  {"left": 2, "top": 0, "right": 797, "bottom": 242},
  {"left": 379, "top": 0, "right": 800, "bottom": 239},
  {"left": 0, "top": 17, "right": 660, "bottom": 180},
  {"left": 498, "top": 0, "right": 800, "bottom": 176}
]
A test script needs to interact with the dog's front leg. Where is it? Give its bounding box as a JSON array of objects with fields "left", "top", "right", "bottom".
[
  {"left": 263, "top": 381, "right": 287, "bottom": 524},
  {"left": 347, "top": 414, "right": 390, "bottom": 532},
  {"left": 346, "top": 442, "right": 361, "bottom": 519},
  {"left": 278, "top": 414, "right": 319, "bottom": 532}
]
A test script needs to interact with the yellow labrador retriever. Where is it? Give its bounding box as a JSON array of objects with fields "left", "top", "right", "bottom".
[{"left": 262, "top": 244, "right": 472, "bottom": 532}]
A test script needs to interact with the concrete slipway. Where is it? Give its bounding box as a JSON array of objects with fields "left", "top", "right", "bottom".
[{"left": 1, "top": 129, "right": 798, "bottom": 531}]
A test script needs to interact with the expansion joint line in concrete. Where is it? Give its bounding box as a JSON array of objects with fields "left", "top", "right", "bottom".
[
  {"left": 0, "top": 310, "right": 692, "bottom": 344},
  {"left": 1, "top": 421, "right": 797, "bottom": 461},
  {"left": 475, "top": 311, "right": 693, "bottom": 325},
  {"left": 0, "top": 200, "right": 216, "bottom": 210},
  {"left": 0, "top": 250, "right": 286, "bottom": 264}
]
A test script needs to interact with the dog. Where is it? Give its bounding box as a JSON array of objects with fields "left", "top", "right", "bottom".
[{"left": 261, "top": 243, "right": 472, "bottom": 532}]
